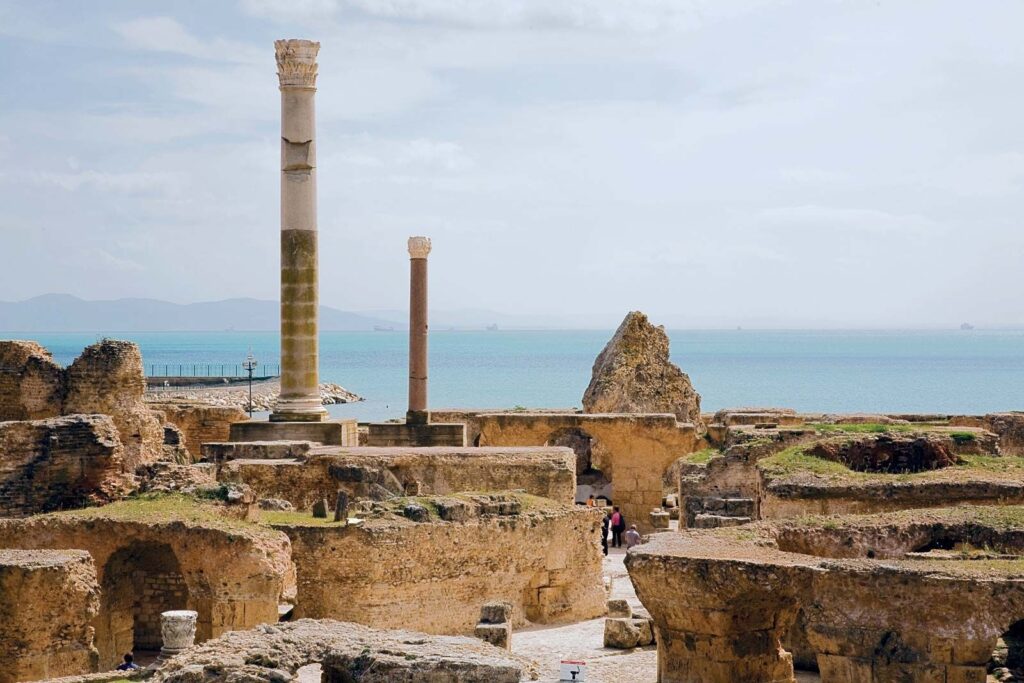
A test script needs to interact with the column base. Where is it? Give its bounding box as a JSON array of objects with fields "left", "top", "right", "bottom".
[
  {"left": 406, "top": 410, "right": 429, "bottom": 425},
  {"left": 271, "top": 396, "right": 328, "bottom": 422}
]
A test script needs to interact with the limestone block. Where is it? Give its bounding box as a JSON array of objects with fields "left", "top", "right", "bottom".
[
  {"left": 403, "top": 503, "right": 430, "bottom": 522},
  {"left": 634, "top": 617, "right": 654, "bottom": 646},
  {"left": 650, "top": 510, "right": 671, "bottom": 529},
  {"left": 474, "top": 622, "right": 511, "bottom": 650},
  {"left": 480, "top": 601, "right": 512, "bottom": 624},
  {"left": 607, "top": 599, "right": 632, "bottom": 618},
  {"left": 604, "top": 617, "right": 641, "bottom": 649}
]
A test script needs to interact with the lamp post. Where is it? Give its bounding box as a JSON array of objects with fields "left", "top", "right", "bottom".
[{"left": 242, "top": 350, "right": 258, "bottom": 417}]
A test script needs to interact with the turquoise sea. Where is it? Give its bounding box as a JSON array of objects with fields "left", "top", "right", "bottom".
[{"left": 7, "top": 330, "right": 1024, "bottom": 422}]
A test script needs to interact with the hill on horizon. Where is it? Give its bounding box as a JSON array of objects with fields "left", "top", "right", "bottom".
[
  {"left": 0, "top": 294, "right": 574, "bottom": 332},
  {"left": 0, "top": 294, "right": 402, "bottom": 332}
]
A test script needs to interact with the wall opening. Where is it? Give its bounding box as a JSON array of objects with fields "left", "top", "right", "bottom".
[
  {"left": 546, "top": 428, "right": 613, "bottom": 504},
  {"left": 991, "top": 618, "right": 1024, "bottom": 679},
  {"left": 95, "top": 542, "right": 188, "bottom": 670}
]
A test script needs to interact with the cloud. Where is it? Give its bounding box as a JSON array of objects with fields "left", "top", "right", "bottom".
[
  {"left": 19, "top": 170, "right": 185, "bottom": 196},
  {"left": 758, "top": 205, "right": 940, "bottom": 236},
  {"left": 239, "top": 0, "right": 341, "bottom": 24},
  {"left": 79, "top": 248, "right": 145, "bottom": 272},
  {"left": 240, "top": 0, "right": 777, "bottom": 32},
  {"left": 112, "top": 16, "right": 263, "bottom": 63},
  {"left": 334, "top": 136, "right": 474, "bottom": 171}
]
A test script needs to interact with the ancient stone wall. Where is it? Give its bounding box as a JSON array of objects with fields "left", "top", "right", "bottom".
[
  {"left": 475, "top": 412, "right": 700, "bottom": 532},
  {"left": 220, "top": 446, "right": 577, "bottom": 509},
  {"left": 951, "top": 412, "right": 1024, "bottom": 455},
  {"left": 0, "top": 415, "right": 135, "bottom": 517},
  {"left": 64, "top": 341, "right": 164, "bottom": 470},
  {"left": 0, "top": 341, "right": 64, "bottom": 421},
  {"left": 0, "top": 549, "right": 100, "bottom": 683},
  {"left": 0, "top": 501, "right": 293, "bottom": 669},
  {"left": 148, "top": 400, "right": 248, "bottom": 460},
  {"left": 278, "top": 498, "right": 606, "bottom": 634}
]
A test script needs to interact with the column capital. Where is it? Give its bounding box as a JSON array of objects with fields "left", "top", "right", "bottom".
[
  {"left": 275, "top": 39, "right": 320, "bottom": 89},
  {"left": 408, "top": 236, "right": 432, "bottom": 259}
]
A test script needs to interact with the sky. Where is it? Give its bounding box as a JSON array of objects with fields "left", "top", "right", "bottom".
[{"left": 0, "top": 0, "right": 1022, "bottom": 328}]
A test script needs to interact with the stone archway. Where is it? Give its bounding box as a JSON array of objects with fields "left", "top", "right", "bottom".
[
  {"left": 992, "top": 619, "right": 1024, "bottom": 679},
  {"left": 94, "top": 542, "right": 188, "bottom": 670},
  {"left": 546, "top": 427, "right": 613, "bottom": 505}
]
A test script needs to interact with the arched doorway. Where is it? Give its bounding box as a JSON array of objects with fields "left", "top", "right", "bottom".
[
  {"left": 546, "top": 428, "right": 612, "bottom": 505},
  {"left": 991, "top": 619, "right": 1024, "bottom": 680},
  {"left": 94, "top": 542, "right": 188, "bottom": 670}
]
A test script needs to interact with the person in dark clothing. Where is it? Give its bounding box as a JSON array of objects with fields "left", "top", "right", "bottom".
[
  {"left": 610, "top": 506, "right": 626, "bottom": 548},
  {"left": 600, "top": 513, "right": 609, "bottom": 556},
  {"left": 116, "top": 653, "right": 140, "bottom": 671}
]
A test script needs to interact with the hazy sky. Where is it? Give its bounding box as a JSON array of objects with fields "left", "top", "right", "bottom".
[{"left": 1, "top": 0, "right": 1022, "bottom": 328}]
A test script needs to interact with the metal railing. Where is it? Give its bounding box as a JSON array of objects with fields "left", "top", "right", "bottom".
[{"left": 146, "top": 363, "right": 281, "bottom": 379}]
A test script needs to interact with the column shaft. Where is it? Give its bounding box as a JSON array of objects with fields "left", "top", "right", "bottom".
[{"left": 272, "top": 40, "right": 326, "bottom": 422}]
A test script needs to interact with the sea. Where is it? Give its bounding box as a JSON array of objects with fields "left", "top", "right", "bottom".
[{"left": 7, "top": 329, "right": 1024, "bottom": 422}]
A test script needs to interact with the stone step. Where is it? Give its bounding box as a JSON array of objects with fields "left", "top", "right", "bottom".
[{"left": 693, "top": 514, "right": 753, "bottom": 529}]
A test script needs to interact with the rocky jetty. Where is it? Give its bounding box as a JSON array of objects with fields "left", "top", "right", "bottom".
[
  {"left": 582, "top": 311, "right": 703, "bottom": 429},
  {"left": 147, "top": 380, "right": 361, "bottom": 412}
]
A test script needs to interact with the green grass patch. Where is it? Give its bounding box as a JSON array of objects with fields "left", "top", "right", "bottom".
[
  {"left": 949, "top": 431, "right": 977, "bottom": 444},
  {"left": 55, "top": 493, "right": 279, "bottom": 538},
  {"left": 758, "top": 446, "right": 857, "bottom": 479},
  {"left": 955, "top": 455, "right": 1024, "bottom": 473},
  {"left": 682, "top": 448, "right": 719, "bottom": 465}
]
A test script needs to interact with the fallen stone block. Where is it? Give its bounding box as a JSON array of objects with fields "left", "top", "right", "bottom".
[
  {"left": 474, "top": 622, "right": 511, "bottom": 650},
  {"left": 480, "top": 601, "right": 513, "bottom": 624},
  {"left": 604, "top": 617, "right": 641, "bottom": 649},
  {"left": 607, "top": 599, "right": 632, "bottom": 618}
]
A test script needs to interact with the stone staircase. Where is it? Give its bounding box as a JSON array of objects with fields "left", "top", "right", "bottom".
[{"left": 683, "top": 494, "right": 756, "bottom": 528}]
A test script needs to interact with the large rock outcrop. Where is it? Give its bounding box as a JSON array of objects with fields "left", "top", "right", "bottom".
[
  {"left": 65, "top": 340, "right": 164, "bottom": 470},
  {"left": 583, "top": 312, "right": 703, "bottom": 429}
]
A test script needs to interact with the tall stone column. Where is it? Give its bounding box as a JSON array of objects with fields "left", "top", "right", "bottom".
[
  {"left": 407, "top": 236, "right": 431, "bottom": 425},
  {"left": 272, "top": 39, "right": 327, "bottom": 423}
]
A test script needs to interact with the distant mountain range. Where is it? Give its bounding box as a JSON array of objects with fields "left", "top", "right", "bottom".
[{"left": 0, "top": 294, "right": 571, "bottom": 332}]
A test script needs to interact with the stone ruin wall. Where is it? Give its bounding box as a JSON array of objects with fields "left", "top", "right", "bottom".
[
  {"left": 278, "top": 504, "right": 606, "bottom": 635},
  {"left": 759, "top": 480, "right": 1024, "bottom": 519},
  {"left": 148, "top": 400, "right": 248, "bottom": 461},
  {"left": 219, "top": 446, "right": 577, "bottom": 510},
  {"left": 0, "top": 339, "right": 165, "bottom": 468},
  {"left": 0, "top": 415, "right": 135, "bottom": 517},
  {"left": 0, "top": 549, "right": 100, "bottom": 683},
  {"left": 0, "top": 513, "right": 293, "bottom": 668},
  {"left": 63, "top": 341, "right": 164, "bottom": 470},
  {"left": 474, "top": 412, "right": 700, "bottom": 532},
  {"left": 0, "top": 341, "right": 64, "bottom": 421}
]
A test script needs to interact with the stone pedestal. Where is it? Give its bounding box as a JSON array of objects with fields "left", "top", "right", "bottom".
[
  {"left": 158, "top": 610, "right": 197, "bottom": 660},
  {"left": 271, "top": 38, "right": 327, "bottom": 423},
  {"left": 230, "top": 419, "right": 358, "bottom": 446}
]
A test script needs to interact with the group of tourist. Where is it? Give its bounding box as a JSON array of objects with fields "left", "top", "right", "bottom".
[{"left": 588, "top": 496, "right": 641, "bottom": 555}]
